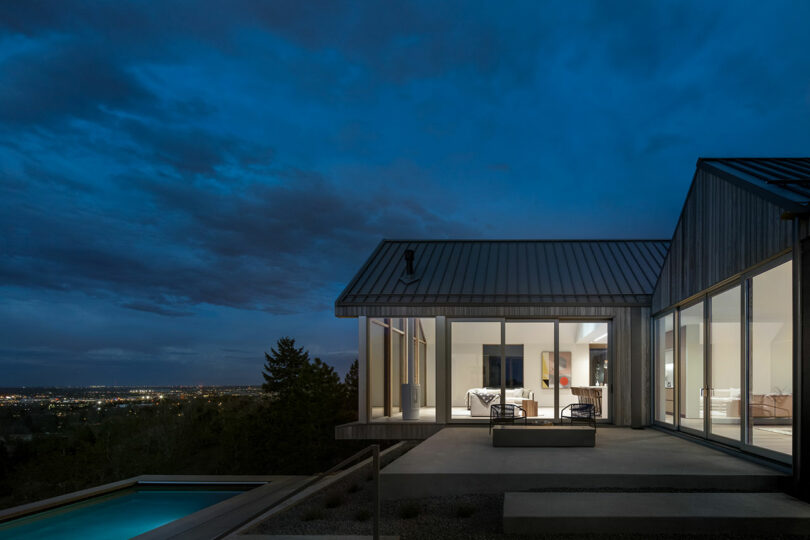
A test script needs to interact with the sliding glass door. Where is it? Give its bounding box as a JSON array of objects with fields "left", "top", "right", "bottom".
[
  {"left": 505, "top": 322, "right": 555, "bottom": 419},
  {"left": 679, "top": 301, "right": 705, "bottom": 435},
  {"left": 653, "top": 257, "right": 793, "bottom": 461},
  {"left": 654, "top": 313, "right": 675, "bottom": 425},
  {"left": 450, "top": 319, "right": 610, "bottom": 421},
  {"left": 708, "top": 285, "right": 742, "bottom": 443}
]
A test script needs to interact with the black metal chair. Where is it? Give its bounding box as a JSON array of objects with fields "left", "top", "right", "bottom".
[
  {"left": 560, "top": 403, "right": 596, "bottom": 427},
  {"left": 489, "top": 403, "right": 527, "bottom": 433}
]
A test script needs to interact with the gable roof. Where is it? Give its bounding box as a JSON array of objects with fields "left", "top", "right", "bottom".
[
  {"left": 698, "top": 158, "right": 810, "bottom": 212},
  {"left": 336, "top": 239, "right": 670, "bottom": 313}
]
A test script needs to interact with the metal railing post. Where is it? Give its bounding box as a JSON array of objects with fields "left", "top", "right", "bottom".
[{"left": 373, "top": 443, "right": 380, "bottom": 540}]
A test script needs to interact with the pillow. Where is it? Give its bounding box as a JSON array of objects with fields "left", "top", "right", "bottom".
[{"left": 506, "top": 388, "right": 522, "bottom": 398}]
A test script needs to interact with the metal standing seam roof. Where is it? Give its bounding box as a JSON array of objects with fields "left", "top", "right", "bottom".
[
  {"left": 336, "top": 239, "right": 671, "bottom": 309},
  {"left": 698, "top": 158, "right": 810, "bottom": 211}
]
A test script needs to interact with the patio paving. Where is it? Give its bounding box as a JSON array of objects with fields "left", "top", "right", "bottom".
[{"left": 380, "top": 427, "right": 789, "bottom": 499}]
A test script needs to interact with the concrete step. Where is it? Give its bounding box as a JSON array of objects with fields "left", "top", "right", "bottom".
[{"left": 503, "top": 492, "right": 810, "bottom": 535}]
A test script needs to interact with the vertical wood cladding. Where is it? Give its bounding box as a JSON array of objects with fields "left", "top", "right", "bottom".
[{"left": 652, "top": 168, "right": 794, "bottom": 313}]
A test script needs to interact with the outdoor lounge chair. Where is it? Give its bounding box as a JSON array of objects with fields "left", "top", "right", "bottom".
[
  {"left": 490, "top": 403, "right": 527, "bottom": 433},
  {"left": 560, "top": 403, "right": 595, "bottom": 428}
]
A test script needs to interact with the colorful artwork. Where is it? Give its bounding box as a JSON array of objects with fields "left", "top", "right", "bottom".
[{"left": 541, "top": 351, "right": 572, "bottom": 389}]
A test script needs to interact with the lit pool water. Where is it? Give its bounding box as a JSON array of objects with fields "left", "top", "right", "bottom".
[{"left": 0, "top": 487, "right": 244, "bottom": 540}]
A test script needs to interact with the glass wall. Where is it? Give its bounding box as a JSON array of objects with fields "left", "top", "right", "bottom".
[
  {"left": 369, "top": 319, "right": 387, "bottom": 420},
  {"left": 391, "top": 319, "right": 404, "bottom": 410},
  {"left": 749, "top": 261, "right": 793, "bottom": 455},
  {"left": 654, "top": 313, "right": 675, "bottom": 424},
  {"left": 451, "top": 321, "right": 501, "bottom": 418},
  {"left": 653, "top": 257, "right": 793, "bottom": 459},
  {"left": 679, "top": 302, "right": 705, "bottom": 432},
  {"left": 368, "top": 317, "right": 436, "bottom": 421},
  {"left": 558, "top": 322, "right": 609, "bottom": 419},
  {"left": 505, "top": 322, "right": 554, "bottom": 418},
  {"left": 452, "top": 320, "right": 605, "bottom": 420},
  {"left": 709, "top": 286, "right": 741, "bottom": 441}
]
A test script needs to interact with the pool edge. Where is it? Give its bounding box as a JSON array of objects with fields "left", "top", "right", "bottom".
[{"left": 0, "top": 475, "right": 281, "bottom": 524}]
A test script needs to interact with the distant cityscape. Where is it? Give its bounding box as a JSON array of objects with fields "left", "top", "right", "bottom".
[
  {"left": 0, "top": 386, "right": 264, "bottom": 409},
  {"left": 0, "top": 386, "right": 265, "bottom": 443}
]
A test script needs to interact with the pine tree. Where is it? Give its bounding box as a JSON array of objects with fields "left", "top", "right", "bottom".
[{"left": 261, "top": 337, "right": 309, "bottom": 398}]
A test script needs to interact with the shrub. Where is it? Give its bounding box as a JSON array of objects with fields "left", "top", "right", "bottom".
[
  {"left": 399, "top": 502, "right": 420, "bottom": 519},
  {"left": 324, "top": 493, "right": 344, "bottom": 508},
  {"left": 455, "top": 504, "right": 475, "bottom": 518},
  {"left": 354, "top": 508, "right": 371, "bottom": 521},
  {"left": 301, "top": 508, "right": 323, "bottom": 521}
]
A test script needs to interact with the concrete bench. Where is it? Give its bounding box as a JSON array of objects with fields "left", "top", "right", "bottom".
[
  {"left": 491, "top": 425, "right": 595, "bottom": 447},
  {"left": 503, "top": 492, "right": 810, "bottom": 535}
]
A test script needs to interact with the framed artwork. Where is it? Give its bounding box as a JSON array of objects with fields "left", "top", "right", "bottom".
[{"left": 541, "top": 351, "right": 572, "bottom": 388}]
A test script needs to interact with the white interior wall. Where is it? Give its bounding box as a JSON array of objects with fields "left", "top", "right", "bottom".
[
  {"left": 711, "top": 322, "right": 741, "bottom": 389},
  {"left": 751, "top": 261, "right": 793, "bottom": 395}
]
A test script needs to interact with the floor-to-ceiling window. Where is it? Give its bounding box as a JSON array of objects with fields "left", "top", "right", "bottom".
[
  {"left": 654, "top": 313, "right": 675, "bottom": 425},
  {"left": 451, "top": 321, "right": 502, "bottom": 419},
  {"left": 451, "top": 320, "right": 608, "bottom": 421},
  {"left": 558, "top": 322, "right": 609, "bottom": 419},
  {"left": 679, "top": 301, "right": 705, "bottom": 433},
  {"left": 653, "top": 257, "right": 793, "bottom": 460},
  {"left": 749, "top": 260, "right": 793, "bottom": 456},
  {"left": 505, "top": 322, "right": 554, "bottom": 419},
  {"left": 369, "top": 318, "right": 388, "bottom": 420},
  {"left": 709, "top": 285, "right": 742, "bottom": 442},
  {"left": 368, "top": 317, "right": 436, "bottom": 422}
]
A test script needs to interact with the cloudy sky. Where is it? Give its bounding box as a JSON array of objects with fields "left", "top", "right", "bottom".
[{"left": 1, "top": 1, "right": 809, "bottom": 386}]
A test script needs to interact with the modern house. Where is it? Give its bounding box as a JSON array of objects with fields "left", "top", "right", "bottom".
[{"left": 335, "top": 157, "right": 810, "bottom": 496}]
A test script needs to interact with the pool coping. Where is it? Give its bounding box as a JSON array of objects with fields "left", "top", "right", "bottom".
[{"left": 0, "top": 474, "right": 284, "bottom": 524}]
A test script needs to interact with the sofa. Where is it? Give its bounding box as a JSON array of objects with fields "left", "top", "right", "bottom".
[
  {"left": 726, "top": 393, "right": 792, "bottom": 420},
  {"left": 466, "top": 387, "right": 535, "bottom": 417}
]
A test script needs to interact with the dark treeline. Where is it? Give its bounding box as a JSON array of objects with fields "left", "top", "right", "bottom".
[{"left": 0, "top": 338, "right": 363, "bottom": 510}]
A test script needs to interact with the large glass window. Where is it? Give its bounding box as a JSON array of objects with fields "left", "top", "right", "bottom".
[
  {"left": 749, "top": 261, "right": 793, "bottom": 456},
  {"left": 451, "top": 321, "right": 501, "bottom": 418},
  {"left": 558, "top": 322, "right": 609, "bottom": 419},
  {"left": 369, "top": 319, "right": 387, "bottom": 420},
  {"left": 505, "top": 322, "right": 554, "bottom": 419},
  {"left": 653, "top": 258, "right": 793, "bottom": 460},
  {"left": 368, "top": 317, "right": 436, "bottom": 421},
  {"left": 654, "top": 313, "right": 674, "bottom": 424},
  {"left": 679, "top": 302, "right": 705, "bottom": 432},
  {"left": 709, "top": 286, "right": 742, "bottom": 441}
]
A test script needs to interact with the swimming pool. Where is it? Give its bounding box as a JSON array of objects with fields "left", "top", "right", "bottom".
[{"left": 0, "top": 486, "right": 247, "bottom": 539}]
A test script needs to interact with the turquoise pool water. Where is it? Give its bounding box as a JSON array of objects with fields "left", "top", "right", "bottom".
[{"left": 0, "top": 487, "right": 244, "bottom": 539}]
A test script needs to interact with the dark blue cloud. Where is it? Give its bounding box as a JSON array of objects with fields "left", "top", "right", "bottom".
[{"left": 0, "top": 0, "right": 808, "bottom": 384}]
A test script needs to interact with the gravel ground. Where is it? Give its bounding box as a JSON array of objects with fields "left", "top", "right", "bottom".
[{"left": 245, "top": 470, "right": 810, "bottom": 540}]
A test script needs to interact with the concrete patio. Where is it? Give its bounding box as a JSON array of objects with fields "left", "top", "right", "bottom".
[{"left": 380, "top": 426, "right": 789, "bottom": 499}]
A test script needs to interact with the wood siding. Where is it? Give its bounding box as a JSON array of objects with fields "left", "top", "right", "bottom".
[{"left": 652, "top": 168, "right": 794, "bottom": 313}]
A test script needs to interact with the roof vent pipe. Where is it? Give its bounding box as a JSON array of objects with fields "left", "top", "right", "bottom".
[{"left": 404, "top": 249, "right": 415, "bottom": 275}]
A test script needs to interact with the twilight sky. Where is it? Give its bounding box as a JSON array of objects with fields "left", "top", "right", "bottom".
[{"left": 1, "top": 1, "right": 809, "bottom": 386}]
